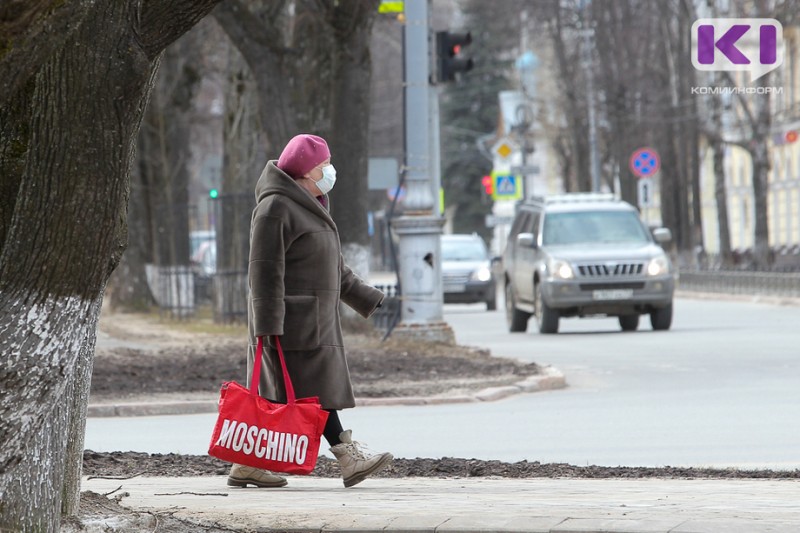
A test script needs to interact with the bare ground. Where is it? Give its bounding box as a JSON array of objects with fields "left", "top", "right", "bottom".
[
  {"left": 68, "top": 310, "right": 799, "bottom": 531},
  {"left": 90, "top": 311, "right": 541, "bottom": 403}
]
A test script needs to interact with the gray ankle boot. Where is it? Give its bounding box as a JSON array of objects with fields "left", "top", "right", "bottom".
[
  {"left": 227, "top": 463, "right": 287, "bottom": 488},
  {"left": 329, "top": 430, "right": 393, "bottom": 488}
]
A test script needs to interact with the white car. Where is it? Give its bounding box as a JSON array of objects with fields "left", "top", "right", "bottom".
[{"left": 441, "top": 234, "right": 497, "bottom": 311}]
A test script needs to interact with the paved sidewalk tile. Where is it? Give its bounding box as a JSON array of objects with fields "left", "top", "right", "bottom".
[
  {"left": 551, "top": 518, "right": 681, "bottom": 532},
  {"left": 80, "top": 476, "right": 800, "bottom": 532},
  {"left": 437, "top": 515, "right": 567, "bottom": 532},
  {"left": 670, "top": 521, "right": 799, "bottom": 533}
]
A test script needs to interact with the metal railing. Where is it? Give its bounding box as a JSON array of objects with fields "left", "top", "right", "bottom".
[
  {"left": 678, "top": 269, "right": 800, "bottom": 299},
  {"left": 371, "top": 284, "right": 401, "bottom": 335}
]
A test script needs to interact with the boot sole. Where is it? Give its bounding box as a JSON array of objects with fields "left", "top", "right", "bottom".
[
  {"left": 343, "top": 453, "right": 394, "bottom": 488},
  {"left": 227, "top": 475, "right": 288, "bottom": 488}
]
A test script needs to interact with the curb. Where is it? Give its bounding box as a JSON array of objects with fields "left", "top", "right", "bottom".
[
  {"left": 87, "top": 400, "right": 219, "bottom": 418},
  {"left": 676, "top": 289, "right": 800, "bottom": 306},
  {"left": 86, "top": 367, "right": 566, "bottom": 418}
]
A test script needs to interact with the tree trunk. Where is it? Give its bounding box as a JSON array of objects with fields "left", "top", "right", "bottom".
[
  {"left": 682, "top": 14, "right": 703, "bottom": 258},
  {"left": 709, "top": 75, "right": 733, "bottom": 267},
  {"left": 547, "top": 5, "right": 590, "bottom": 192},
  {"left": 712, "top": 138, "right": 733, "bottom": 265},
  {"left": 107, "top": 141, "right": 154, "bottom": 311},
  {"left": 211, "top": 0, "right": 299, "bottom": 156},
  {"left": 141, "top": 35, "right": 201, "bottom": 268},
  {"left": 751, "top": 75, "right": 772, "bottom": 268},
  {"left": 215, "top": 46, "right": 261, "bottom": 322},
  {"left": 0, "top": 5, "right": 152, "bottom": 526},
  {"left": 328, "top": 0, "right": 381, "bottom": 272},
  {"left": 0, "top": 1, "right": 221, "bottom": 530},
  {"left": 659, "top": 120, "right": 683, "bottom": 246}
]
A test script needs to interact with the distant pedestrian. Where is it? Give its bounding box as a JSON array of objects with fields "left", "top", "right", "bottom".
[{"left": 227, "top": 134, "right": 393, "bottom": 489}]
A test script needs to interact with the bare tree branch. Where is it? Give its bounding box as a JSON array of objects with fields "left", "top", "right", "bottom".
[{"left": 138, "top": 0, "right": 223, "bottom": 59}]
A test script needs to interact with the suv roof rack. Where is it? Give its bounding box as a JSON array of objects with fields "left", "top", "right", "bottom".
[{"left": 541, "top": 193, "right": 617, "bottom": 204}]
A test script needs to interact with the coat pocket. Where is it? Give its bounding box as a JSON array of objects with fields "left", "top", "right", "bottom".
[{"left": 278, "top": 295, "right": 320, "bottom": 351}]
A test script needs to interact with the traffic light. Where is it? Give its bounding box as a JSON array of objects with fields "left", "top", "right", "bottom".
[
  {"left": 209, "top": 188, "right": 219, "bottom": 199},
  {"left": 481, "top": 175, "right": 493, "bottom": 195},
  {"left": 436, "top": 31, "right": 474, "bottom": 83}
]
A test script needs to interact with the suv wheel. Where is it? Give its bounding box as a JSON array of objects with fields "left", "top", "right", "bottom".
[
  {"left": 650, "top": 303, "right": 673, "bottom": 331},
  {"left": 505, "top": 283, "right": 530, "bottom": 332},
  {"left": 534, "top": 281, "right": 559, "bottom": 334},
  {"left": 619, "top": 314, "right": 640, "bottom": 332}
]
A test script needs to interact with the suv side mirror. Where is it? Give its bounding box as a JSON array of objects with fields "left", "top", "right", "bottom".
[
  {"left": 517, "top": 232, "right": 537, "bottom": 248},
  {"left": 652, "top": 227, "right": 672, "bottom": 243}
]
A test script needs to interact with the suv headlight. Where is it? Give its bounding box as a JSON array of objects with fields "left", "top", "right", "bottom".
[
  {"left": 647, "top": 254, "right": 670, "bottom": 276},
  {"left": 470, "top": 266, "right": 492, "bottom": 282},
  {"left": 548, "top": 258, "right": 574, "bottom": 280}
]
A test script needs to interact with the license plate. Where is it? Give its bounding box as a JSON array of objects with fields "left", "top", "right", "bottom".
[{"left": 592, "top": 289, "right": 633, "bottom": 300}]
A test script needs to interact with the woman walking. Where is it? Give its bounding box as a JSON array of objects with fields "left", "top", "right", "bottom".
[{"left": 227, "top": 134, "right": 393, "bottom": 489}]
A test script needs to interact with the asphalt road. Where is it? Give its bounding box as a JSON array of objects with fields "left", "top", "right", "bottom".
[{"left": 85, "top": 295, "right": 800, "bottom": 469}]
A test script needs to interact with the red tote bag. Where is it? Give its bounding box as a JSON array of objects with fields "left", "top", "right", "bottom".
[{"left": 208, "top": 336, "right": 329, "bottom": 475}]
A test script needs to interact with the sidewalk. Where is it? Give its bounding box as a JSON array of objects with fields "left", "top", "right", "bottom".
[{"left": 81, "top": 475, "right": 800, "bottom": 532}]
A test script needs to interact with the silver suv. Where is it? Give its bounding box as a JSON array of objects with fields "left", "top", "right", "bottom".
[{"left": 502, "top": 194, "right": 675, "bottom": 334}]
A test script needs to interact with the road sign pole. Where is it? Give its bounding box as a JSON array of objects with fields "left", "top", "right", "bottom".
[{"left": 638, "top": 177, "right": 653, "bottom": 225}]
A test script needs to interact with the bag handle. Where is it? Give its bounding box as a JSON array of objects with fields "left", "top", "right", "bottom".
[{"left": 251, "top": 336, "right": 296, "bottom": 404}]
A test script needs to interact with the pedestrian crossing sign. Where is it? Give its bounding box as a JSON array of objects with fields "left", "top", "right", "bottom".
[{"left": 491, "top": 171, "right": 522, "bottom": 200}]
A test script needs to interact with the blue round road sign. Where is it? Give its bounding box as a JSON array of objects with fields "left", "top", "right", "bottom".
[{"left": 629, "top": 147, "right": 660, "bottom": 178}]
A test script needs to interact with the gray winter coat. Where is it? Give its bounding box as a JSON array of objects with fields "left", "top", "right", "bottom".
[{"left": 246, "top": 160, "right": 383, "bottom": 409}]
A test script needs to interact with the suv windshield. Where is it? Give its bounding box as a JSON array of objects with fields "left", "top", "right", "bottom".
[
  {"left": 542, "top": 210, "right": 650, "bottom": 245},
  {"left": 442, "top": 239, "right": 487, "bottom": 261}
]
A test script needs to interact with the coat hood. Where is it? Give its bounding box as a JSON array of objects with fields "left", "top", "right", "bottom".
[{"left": 254, "top": 160, "right": 335, "bottom": 229}]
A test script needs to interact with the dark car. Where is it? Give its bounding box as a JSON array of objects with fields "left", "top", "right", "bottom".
[{"left": 441, "top": 233, "right": 497, "bottom": 310}]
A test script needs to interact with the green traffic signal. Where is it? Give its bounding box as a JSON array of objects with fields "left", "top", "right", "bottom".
[{"left": 209, "top": 188, "right": 219, "bottom": 199}]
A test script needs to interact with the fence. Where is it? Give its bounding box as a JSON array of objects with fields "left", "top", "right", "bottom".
[
  {"left": 371, "top": 284, "right": 401, "bottom": 334},
  {"left": 678, "top": 269, "right": 800, "bottom": 299},
  {"left": 145, "top": 264, "right": 195, "bottom": 318}
]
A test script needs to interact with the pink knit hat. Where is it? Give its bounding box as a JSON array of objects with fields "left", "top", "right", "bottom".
[{"left": 277, "top": 134, "right": 330, "bottom": 179}]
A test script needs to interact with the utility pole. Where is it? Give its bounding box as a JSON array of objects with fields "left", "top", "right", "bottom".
[{"left": 392, "top": 0, "right": 454, "bottom": 343}]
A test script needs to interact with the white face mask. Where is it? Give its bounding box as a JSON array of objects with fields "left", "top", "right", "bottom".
[{"left": 315, "top": 164, "right": 337, "bottom": 195}]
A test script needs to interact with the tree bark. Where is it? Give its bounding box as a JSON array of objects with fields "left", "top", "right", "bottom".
[
  {"left": 0, "top": 1, "right": 220, "bottom": 530},
  {"left": 0, "top": 1, "right": 97, "bottom": 109}
]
